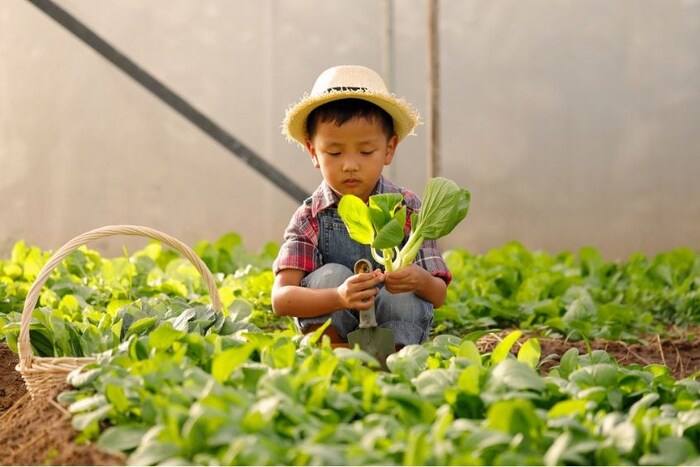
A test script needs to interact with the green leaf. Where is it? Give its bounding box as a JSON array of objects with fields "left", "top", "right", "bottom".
[
  {"left": 386, "top": 345, "right": 429, "bottom": 380},
  {"left": 168, "top": 307, "right": 197, "bottom": 332},
  {"left": 215, "top": 232, "right": 243, "bottom": 252},
  {"left": 242, "top": 396, "right": 282, "bottom": 432},
  {"left": 490, "top": 330, "right": 522, "bottom": 365},
  {"left": 58, "top": 294, "right": 81, "bottom": 315},
  {"left": 66, "top": 366, "right": 101, "bottom": 388},
  {"left": 228, "top": 299, "right": 253, "bottom": 322},
  {"left": 403, "top": 428, "right": 429, "bottom": 466},
  {"left": 455, "top": 339, "right": 482, "bottom": 366},
  {"left": 160, "top": 279, "right": 188, "bottom": 298},
  {"left": 456, "top": 364, "right": 482, "bottom": 395},
  {"left": 486, "top": 399, "right": 543, "bottom": 441},
  {"left": 11, "top": 240, "right": 28, "bottom": 264},
  {"left": 334, "top": 347, "right": 381, "bottom": 367},
  {"left": 548, "top": 399, "right": 589, "bottom": 418},
  {"left": 367, "top": 193, "right": 402, "bottom": 234},
  {"left": 211, "top": 344, "right": 254, "bottom": 383},
  {"left": 105, "top": 384, "right": 131, "bottom": 413},
  {"left": 431, "top": 333, "right": 463, "bottom": 355},
  {"left": 628, "top": 392, "right": 660, "bottom": 420},
  {"left": 558, "top": 347, "right": 580, "bottom": 379},
  {"left": 302, "top": 319, "right": 331, "bottom": 346},
  {"left": 97, "top": 425, "right": 149, "bottom": 453},
  {"left": 56, "top": 390, "right": 80, "bottom": 405},
  {"left": 543, "top": 432, "right": 572, "bottom": 466},
  {"left": 69, "top": 394, "right": 108, "bottom": 413},
  {"left": 639, "top": 436, "right": 696, "bottom": 465},
  {"left": 262, "top": 337, "right": 296, "bottom": 368},
  {"left": 337, "top": 194, "right": 374, "bottom": 245},
  {"left": 129, "top": 336, "right": 150, "bottom": 361},
  {"left": 379, "top": 385, "right": 437, "bottom": 425},
  {"left": 22, "top": 248, "right": 45, "bottom": 281},
  {"left": 372, "top": 216, "right": 405, "bottom": 250},
  {"left": 489, "top": 359, "right": 546, "bottom": 392},
  {"left": 516, "top": 338, "right": 541, "bottom": 369},
  {"left": 129, "top": 439, "right": 181, "bottom": 466},
  {"left": 569, "top": 363, "right": 618, "bottom": 389},
  {"left": 412, "top": 369, "right": 457, "bottom": 405},
  {"left": 606, "top": 421, "right": 638, "bottom": 454},
  {"left": 3, "top": 262, "right": 22, "bottom": 279},
  {"left": 148, "top": 322, "right": 186, "bottom": 350},
  {"left": 367, "top": 195, "right": 406, "bottom": 250},
  {"left": 413, "top": 177, "right": 470, "bottom": 239},
  {"left": 72, "top": 404, "right": 112, "bottom": 431},
  {"left": 125, "top": 316, "right": 158, "bottom": 338}
]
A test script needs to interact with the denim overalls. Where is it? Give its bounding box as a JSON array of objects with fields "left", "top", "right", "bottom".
[{"left": 296, "top": 207, "right": 434, "bottom": 345}]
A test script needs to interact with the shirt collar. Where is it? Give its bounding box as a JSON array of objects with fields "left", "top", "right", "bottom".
[{"left": 310, "top": 176, "right": 394, "bottom": 217}]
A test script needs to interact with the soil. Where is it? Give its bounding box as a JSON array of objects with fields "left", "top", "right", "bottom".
[
  {"left": 0, "top": 345, "right": 123, "bottom": 466},
  {"left": 1, "top": 329, "right": 698, "bottom": 466}
]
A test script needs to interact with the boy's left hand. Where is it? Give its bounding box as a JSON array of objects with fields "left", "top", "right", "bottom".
[{"left": 382, "top": 264, "right": 431, "bottom": 294}]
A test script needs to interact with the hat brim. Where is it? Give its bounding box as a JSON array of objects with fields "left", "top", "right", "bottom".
[{"left": 282, "top": 89, "right": 421, "bottom": 149}]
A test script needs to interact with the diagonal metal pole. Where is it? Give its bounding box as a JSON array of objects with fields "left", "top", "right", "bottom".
[{"left": 26, "top": 0, "right": 309, "bottom": 203}]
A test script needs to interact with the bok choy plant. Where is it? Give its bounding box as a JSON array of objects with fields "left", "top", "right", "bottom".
[{"left": 338, "top": 177, "right": 470, "bottom": 271}]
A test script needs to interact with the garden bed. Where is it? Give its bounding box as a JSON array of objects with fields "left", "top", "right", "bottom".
[
  {"left": 2, "top": 329, "right": 698, "bottom": 465},
  {"left": 1, "top": 237, "right": 698, "bottom": 464}
]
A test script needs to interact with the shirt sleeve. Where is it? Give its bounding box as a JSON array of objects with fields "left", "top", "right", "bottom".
[
  {"left": 273, "top": 204, "right": 321, "bottom": 275},
  {"left": 414, "top": 239, "right": 452, "bottom": 285}
]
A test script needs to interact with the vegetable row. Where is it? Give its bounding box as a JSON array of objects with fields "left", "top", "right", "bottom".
[
  {"left": 61, "top": 327, "right": 700, "bottom": 465},
  {"left": 1, "top": 235, "right": 698, "bottom": 355}
]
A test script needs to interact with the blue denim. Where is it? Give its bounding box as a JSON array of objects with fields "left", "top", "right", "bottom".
[
  {"left": 294, "top": 206, "right": 434, "bottom": 345},
  {"left": 296, "top": 263, "right": 434, "bottom": 345}
]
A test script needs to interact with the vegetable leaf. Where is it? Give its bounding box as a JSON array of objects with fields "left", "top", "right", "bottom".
[{"left": 338, "top": 177, "right": 471, "bottom": 271}]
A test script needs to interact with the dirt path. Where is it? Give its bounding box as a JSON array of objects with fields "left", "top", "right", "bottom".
[{"left": 1, "top": 330, "right": 698, "bottom": 465}]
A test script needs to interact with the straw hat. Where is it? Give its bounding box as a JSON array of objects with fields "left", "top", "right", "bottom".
[{"left": 282, "top": 65, "right": 421, "bottom": 148}]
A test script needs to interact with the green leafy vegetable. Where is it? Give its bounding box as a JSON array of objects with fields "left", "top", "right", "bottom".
[{"left": 338, "top": 177, "right": 470, "bottom": 271}]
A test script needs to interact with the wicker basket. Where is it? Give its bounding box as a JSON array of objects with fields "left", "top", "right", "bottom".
[{"left": 16, "top": 225, "right": 222, "bottom": 399}]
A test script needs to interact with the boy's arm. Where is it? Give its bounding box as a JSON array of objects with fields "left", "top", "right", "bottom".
[{"left": 272, "top": 268, "right": 383, "bottom": 317}]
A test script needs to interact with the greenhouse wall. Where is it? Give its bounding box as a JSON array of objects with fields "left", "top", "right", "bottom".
[{"left": 1, "top": 0, "right": 698, "bottom": 259}]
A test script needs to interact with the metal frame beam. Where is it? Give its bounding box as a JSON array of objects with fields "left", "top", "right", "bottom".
[{"left": 27, "top": 0, "right": 309, "bottom": 203}]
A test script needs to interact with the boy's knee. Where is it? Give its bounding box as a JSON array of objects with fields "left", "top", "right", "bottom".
[
  {"left": 376, "top": 292, "right": 433, "bottom": 345},
  {"left": 378, "top": 292, "right": 432, "bottom": 321},
  {"left": 296, "top": 263, "right": 358, "bottom": 341},
  {"left": 301, "top": 263, "right": 353, "bottom": 289}
]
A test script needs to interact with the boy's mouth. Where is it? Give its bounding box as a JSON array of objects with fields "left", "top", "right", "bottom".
[{"left": 344, "top": 178, "right": 361, "bottom": 186}]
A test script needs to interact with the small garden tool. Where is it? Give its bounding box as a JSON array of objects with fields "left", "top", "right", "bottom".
[{"left": 347, "top": 259, "right": 395, "bottom": 370}]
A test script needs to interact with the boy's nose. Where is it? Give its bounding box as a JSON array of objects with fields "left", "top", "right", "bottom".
[{"left": 342, "top": 155, "right": 360, "bottom": 172}]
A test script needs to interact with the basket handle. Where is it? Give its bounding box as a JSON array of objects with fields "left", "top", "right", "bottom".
[{"left": 18, "top": 225, "right": 222, "bottom": 368}]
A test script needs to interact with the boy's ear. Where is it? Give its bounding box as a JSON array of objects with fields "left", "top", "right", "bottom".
[
  {"left": 384, "top": 135, "right": 398, "bottom": 165},
  {"left": 305, "top": 140, "right": 320, "bottom": 168}
]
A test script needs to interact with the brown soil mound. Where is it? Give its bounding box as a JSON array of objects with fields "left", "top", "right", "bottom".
[
  {"left": 0, "top": 345, "right": 124, "bottom": 466},
  {"left": 0, "top": 330, "right": 698, "bottom": 465},
  {"left": 476, "top": 328, "right": 700, "bottom": 378}
]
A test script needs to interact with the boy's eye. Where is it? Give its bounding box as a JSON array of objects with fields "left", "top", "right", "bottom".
[
  {"left": 326, "top": 151, "right": 341, "bottom": 156},
  {"left": 361, "top": 151, "right": 374, "bottom": 156}
]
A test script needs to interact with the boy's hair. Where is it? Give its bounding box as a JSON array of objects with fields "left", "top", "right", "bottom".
[{"left": 306, "top": 98, "right": 395, "bottom": 141}]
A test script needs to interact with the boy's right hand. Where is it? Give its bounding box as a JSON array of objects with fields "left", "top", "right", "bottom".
[{"left": 337, "top": 269, "right": 384, "bottom": 311}]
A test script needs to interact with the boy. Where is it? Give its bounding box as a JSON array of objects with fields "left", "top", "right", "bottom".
[{"left": 272, "top": 65, "right": 451, "bottom": 346}]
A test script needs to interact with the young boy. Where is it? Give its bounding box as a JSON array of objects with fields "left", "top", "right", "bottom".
[{"left": 272, "top": 65, "right": 451, "bottom": 346}]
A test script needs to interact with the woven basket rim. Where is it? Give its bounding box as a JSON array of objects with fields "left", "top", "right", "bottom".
[{"left": 16, "top": 224, "right": 222, "bottom": 397}]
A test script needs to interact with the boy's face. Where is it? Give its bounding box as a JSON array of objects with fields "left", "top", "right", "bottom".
[{"left": 305, "top": 116, "right": 398, "bottom": 202}]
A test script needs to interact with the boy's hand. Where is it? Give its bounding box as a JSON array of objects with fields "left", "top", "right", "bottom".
[
  {"left": 337, "top": 269, "right": 384, "bottom": 311},
  {"left": 383, "top": 264, "right": 430, "bottom": 294}
]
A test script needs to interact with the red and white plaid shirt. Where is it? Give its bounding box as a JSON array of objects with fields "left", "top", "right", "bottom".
[{"left": 273, "top": 176, "right": 452, "bottom": 284}]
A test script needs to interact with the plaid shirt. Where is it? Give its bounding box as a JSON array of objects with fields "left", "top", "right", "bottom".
[{"left": 273, "top": 176, "right": 452, "bottom": 284}]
